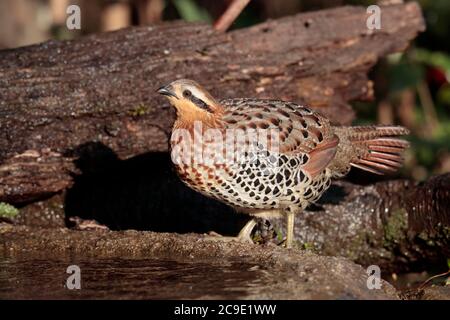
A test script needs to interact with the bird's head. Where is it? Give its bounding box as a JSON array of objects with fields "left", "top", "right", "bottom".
[{"left": 157, "top": 79, "right": 222, "bottom": 126}]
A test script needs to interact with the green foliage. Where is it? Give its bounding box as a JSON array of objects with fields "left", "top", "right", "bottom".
[
  {"left": 387, "top": 53, "right": 425, "bottom": 92},
  {"left": 0, "top": 202, "right": 19, "bottom": 219},
  {"left": 172, "top": 0, "right": 212, "bottom": 23},
  {"left": 414, "top": 48, "right": 450, "bottom": 76},
  {"left": 274, "top": 227, "right": 283, "bottom": 242},
  {"left": 437, "top": 84, "right": 450, "bottom": 105}
]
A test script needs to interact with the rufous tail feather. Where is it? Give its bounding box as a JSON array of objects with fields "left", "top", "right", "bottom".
[{"left": 347, "top": 126, "right": 410, "bottom": 175}]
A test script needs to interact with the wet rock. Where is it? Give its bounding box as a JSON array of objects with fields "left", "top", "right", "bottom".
[
  {"left": 0, "top": 224, "right": 397, "bottom": 300},
  {"left": 402, "top": 285, "right": 450, "bottom": 300},
  {"left": 420, "top": 286, "right": 450, "bottom": 300}
]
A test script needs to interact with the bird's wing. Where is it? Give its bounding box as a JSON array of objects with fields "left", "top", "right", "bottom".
[{"left": 220, "top": 98, "right": 339, "bottom": 178}]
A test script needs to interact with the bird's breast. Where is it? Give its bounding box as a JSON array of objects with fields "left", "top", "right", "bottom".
[{"left": 170, "top": 131, "right": 332, "bottom": 210}]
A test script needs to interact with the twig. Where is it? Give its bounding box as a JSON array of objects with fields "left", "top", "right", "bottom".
[
  {"left": 416, "top": 81, "right": 439, "bottom": 137},
  {"left": 214, "top": 0, "right": 251, "bottom": 32},
  {"left": 417, "top": 270, "right": 450, "bottom": 291}
]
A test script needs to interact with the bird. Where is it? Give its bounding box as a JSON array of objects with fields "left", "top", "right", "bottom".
[{"left": 157, "top": 79, "right": 409, "bottom": 248}]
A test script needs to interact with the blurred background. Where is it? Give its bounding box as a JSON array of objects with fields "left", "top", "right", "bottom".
[{"left": 0, "top": 0, "right": 449, "bottom": 181}]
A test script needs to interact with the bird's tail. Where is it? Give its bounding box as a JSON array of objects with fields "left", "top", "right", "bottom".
[{"left": 336, "top": 125, "right": 410, "bottom": 175}]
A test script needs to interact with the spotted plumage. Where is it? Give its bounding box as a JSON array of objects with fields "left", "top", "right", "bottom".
[{"left": 158, "top": 79, "right": 409, "bottom": 247}]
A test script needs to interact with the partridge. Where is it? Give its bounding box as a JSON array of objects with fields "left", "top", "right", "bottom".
[{"left": 158, "top": 79, "right": 409, "bottom": 248}]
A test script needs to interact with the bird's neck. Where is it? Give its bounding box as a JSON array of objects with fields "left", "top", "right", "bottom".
[{"left": 173, "top": 108, "right": 224, "bottom": 131}]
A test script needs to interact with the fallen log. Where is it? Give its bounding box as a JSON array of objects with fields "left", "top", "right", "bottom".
[{"left": 0, "top": 2, "right": 425, "bottom": 203}]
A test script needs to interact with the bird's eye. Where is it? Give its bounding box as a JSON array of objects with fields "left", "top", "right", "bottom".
[{"left": 183, "top": 90, "right": 192, "bottom": 98}]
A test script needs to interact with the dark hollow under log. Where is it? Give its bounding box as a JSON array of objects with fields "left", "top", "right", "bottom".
[{"left": 0, "top": 2, "right": 425, "bottom": 203}]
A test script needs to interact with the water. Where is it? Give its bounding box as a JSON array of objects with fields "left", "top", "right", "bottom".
[{"left": 0, "top": 257, "right": 269, "bottom": 299}]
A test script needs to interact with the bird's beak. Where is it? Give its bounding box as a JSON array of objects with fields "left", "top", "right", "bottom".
[{"left": 157, "top": 85, "right": 178, "bottom": 99}]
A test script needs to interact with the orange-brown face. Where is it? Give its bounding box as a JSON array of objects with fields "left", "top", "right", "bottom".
[{"left": 157, "top": 79, "right": 222, "bottom": 126}]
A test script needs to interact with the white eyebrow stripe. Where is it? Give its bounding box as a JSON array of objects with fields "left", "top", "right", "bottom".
[{"left": 189, "top": 87, "right": 208, "bottom": 101}]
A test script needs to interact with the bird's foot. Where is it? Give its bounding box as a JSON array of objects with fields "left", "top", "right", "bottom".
[
  {"left": 203, "top": 233, "right": 254, "bottom": 244},
  {"left": 278, "top": 239, "right": 292, "bottom": 249},
  {"left": 203, "top": 219, "right": 257, "bottom": 244}
]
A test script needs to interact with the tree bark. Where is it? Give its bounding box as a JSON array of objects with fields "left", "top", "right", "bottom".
[{"left": 0, "top": 2, "right": 424, "bottom": 203}]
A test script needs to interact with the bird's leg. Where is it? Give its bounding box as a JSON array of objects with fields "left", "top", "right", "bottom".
[
  {"left": 285, "top": 210, "right": 295, "bottom": 248},
  {"left": 205, "top": 219, "right": 257, "bottom": 244}
]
